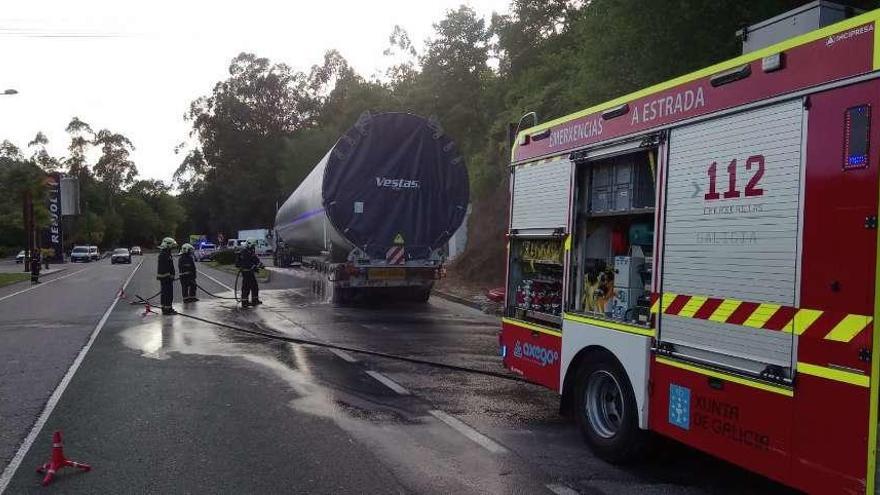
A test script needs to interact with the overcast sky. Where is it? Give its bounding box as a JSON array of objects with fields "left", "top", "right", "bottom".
[{"left": 0, "top": 0, "right": 510, "bottom": 183}]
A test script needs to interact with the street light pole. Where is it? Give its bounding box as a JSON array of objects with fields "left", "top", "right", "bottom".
[{"left": 22, "top": 191, "right": 34, "bottom": 272}]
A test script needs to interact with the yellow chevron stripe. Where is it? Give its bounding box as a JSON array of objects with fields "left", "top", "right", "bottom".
[
  {"left": 742, "top": 303, "right": 781, "bottom": 329},
  {"left": 660, "top": 293, "right": 679, "bottom": 313},
  {"left": 652, "top": 292, "right": 870, "bottom": 342},
  {"left": 782, "top": 308, "right": 823, "bottom": 335},
  {"left": 825, "top": 315, "right": 873, "bottom": 342},
  {"left": 708, "top": 299, "right": 742, "bottom": 323},
  {"left": 797, "top": 362, "right": 870, "bottom": 387},
  {"left": 677, "top": 296, "right": 708, "bottom": 318}
]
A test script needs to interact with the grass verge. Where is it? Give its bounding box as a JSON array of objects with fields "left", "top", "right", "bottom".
[{"left": 0, "top": 272, "right": 30, "bottom": 287}]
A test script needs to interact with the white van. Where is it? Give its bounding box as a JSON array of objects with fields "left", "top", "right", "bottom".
[
  {"left": 226, "top": 239, "right": 246, "bottom": 250},
  {"left": 226, "top": 238, "right": 270, "bottom": 255}
]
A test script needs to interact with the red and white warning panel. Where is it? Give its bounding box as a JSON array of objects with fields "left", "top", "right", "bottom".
[
  {"left": 386, "top": 233, "right": 406, "bottom": 264},
  {"left": 386, "top": 246, "right": 406, "bottom": 265}
]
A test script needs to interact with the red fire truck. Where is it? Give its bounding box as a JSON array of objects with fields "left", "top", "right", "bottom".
[{"left": 500, "top": 4, "right": 880, "bottom": 493}]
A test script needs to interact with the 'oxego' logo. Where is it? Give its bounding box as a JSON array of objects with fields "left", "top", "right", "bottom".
[{"left": 513, "top": 341, "right": 559, "bottom": 367}]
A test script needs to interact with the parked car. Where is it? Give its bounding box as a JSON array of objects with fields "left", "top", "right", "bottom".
[
  {"left": 15, "top": 250, "right": 26, "bottom": 263},
  {"left": 111, "top": 248, "right": 132, "bottom": 264},
  {"left": 195, "top": 242, "right": 217, "bottom": 261},
  {"left": 130, "top": 246, "right": 142, "bottom": 256},
  {"left": 71, "top": 246, "right": 91, "bottom": 263},
  {"left": 226, "top": 239, "right": 247, "bottom": 250},
  {"left": 89, "top": 246, "right": 99, "bottom": 261}
]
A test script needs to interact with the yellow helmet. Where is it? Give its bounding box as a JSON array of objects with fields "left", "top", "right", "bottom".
[
  {"left": 180, "top": 243, "right": 194, "bottom": 254},
  {"left": 159, "top": 237, "right": 177, "bottom": 249}
]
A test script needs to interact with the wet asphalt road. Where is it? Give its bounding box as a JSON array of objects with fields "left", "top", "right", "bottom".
[
  {"left": 0, "top": 260, "right": 135, "bottom": 475},
  {"left": 0, "top": 255, "right": 795, "bottom": 494}
]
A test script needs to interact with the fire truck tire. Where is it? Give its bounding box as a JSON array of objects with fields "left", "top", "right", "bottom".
[{"left": 574, "top": 354, "right": 645, "bottom": 464}]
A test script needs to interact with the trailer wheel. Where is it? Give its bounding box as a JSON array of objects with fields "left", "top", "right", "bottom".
[
  {"left": 332, "top": 287, "right": 351, "bottom": 304},
  {"left": 574, "top": 354, "right": 645, "bottom": 463},
  {"left": 415, "top": 288, "right": 430, "bottom": 302}
]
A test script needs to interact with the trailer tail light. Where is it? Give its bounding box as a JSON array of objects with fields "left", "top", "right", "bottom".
[
  {"left": 844, "top": 104, "right": 871, "bottom": 169},
  {"left": 345, "top": 264, "right": 361, "bottom": 276}
]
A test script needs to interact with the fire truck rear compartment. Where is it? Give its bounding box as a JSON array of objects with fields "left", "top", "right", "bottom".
[{"left": 657, "top": 99, "right": 806, "bottom": 382}]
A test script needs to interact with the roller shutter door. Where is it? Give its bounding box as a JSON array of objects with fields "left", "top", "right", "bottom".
[
  {"left": 659, "top": 99, "right": 805, "bottom": 376},
  {"left": 510, "top": 158, "right": 572, "bottom": 232}
]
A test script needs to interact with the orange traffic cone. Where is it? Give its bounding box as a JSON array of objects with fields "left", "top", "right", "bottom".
[
  {"left": 142, "top": 301, "right": 156, "bottom": 316},
  {"left": 36, "top": 431, "right": 91, "bottom": 486}
]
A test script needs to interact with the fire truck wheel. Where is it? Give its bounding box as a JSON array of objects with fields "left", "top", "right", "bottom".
[{"left": 574, "top": 354, "right": 645, "bottom": 463}]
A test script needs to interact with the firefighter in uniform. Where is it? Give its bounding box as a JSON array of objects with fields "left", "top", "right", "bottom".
[
  {"left": 157, "top": 237, "right": 178, "bottom": 315},
  {"left": 178, "top": 243, "right": 198, "bottom": 303},
  {"left": 30, "top": 250, "right": 41, "bottom": 284},
  {"left": 236, "top": 239, "right": 263, "bottom": 308}
]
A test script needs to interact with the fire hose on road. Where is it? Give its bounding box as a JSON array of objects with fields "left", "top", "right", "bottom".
[
  {"left": 174, "top": 310, "right": 531, "bottom": 384},
  {"left": 131, "top": 272, "right": 242, "bottom": 305},
  {"left": 128, "top": 269, "right": 527, "bottom": 383}
]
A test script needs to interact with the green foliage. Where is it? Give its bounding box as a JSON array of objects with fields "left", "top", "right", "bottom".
[
  {"left": 0, "top": 157, "right": 50, "bottom": 248},
  {"left": 213, "top": 249, "right": 237, "bottom": 265},
  {"left": 178, "top": 1, "right": 880, "bottom": 285},
  {"left": 93, "top": 129, "right": 138, "bottom": 200},
  {"left": 0, "top": 117, "right": 185, "bottom": 251}
]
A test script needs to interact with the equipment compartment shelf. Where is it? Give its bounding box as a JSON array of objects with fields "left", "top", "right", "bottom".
[
  {"left": 588, "top": 207, "right": 655, "bottom": 218},
  {"left": 520, "top": 259, "right": 564, "bottom": 266},
  {"left": 521, "top": 310, "right": 562, "bottom": 326}
]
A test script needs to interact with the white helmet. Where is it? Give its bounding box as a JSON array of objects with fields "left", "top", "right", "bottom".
[
  {"left": 159, "top": 237, "right": 177, "bottom": 250},
  {"left": 180, "top": 243, "right": 194, "bottom": 254}
]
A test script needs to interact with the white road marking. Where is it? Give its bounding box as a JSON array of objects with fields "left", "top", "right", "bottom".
[
  {"left": 200, "top": 269, "right": 234, "bottom": 292},
  {"left": 329, "top": 349, "right": 358, "bottom": 363},
  {"left": 428, "top": 410, "right": 508, "bottom": 454},
  {"left": 365, "top": 370, "right": 410, "bottom": 395},
  {"left": 0, "top": 267, "right": 89, "bottom": 304},
  {"left": 546, "top": 483, "right": 580, "bottom": 495},
  {"left": 0, "top": 259, "right": 143, "bottom": 494}
]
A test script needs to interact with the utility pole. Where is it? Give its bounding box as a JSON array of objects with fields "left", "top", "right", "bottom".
[{"left": 22, "top": 190, "right": 34, "bottom": 272}]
